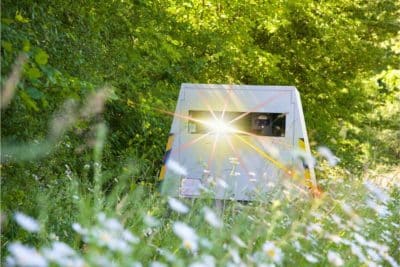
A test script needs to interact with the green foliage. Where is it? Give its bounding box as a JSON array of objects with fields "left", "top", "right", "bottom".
[{"left": 0, "top": 0, "right": 399, "bottom": 264}]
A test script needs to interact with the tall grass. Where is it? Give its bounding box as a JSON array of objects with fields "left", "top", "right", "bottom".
[
  {"left": 2, "top": 125, "right": 400, "bottom": 266},
  {"left": 1, "top": 61, "right": 399, "bottom": 266}
]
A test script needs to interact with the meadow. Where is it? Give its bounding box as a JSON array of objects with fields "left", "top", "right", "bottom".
[{"left": 1, "top": 1, "right": 400, "bottom": 266}]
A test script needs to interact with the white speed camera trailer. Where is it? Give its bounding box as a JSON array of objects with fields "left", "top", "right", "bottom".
[{"left": 160, "top": 84, "right": 316, "bottom": 201}]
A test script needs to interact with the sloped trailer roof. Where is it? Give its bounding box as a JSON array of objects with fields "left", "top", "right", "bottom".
[{"left": 161, "top": 84, "right": 316, "bottom": 201}]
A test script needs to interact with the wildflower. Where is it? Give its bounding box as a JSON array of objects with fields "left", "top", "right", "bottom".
[
  {"left": 96, "top": 228, "right": 132, "bottom": 254},
  {"left": 327, "top": 250, "right": 344, "bottom": 266},
  {"left": 306, "top": 223, "right": 322, "bottom": 234},
  {"left": 49, "top": 233, "right": 59, "bottom": 241},
  {"left": 350, "top": 243, "right": 367, "bottom": 263},
  {"left": 14, "top": 212, "right": 40, "bottom": 233},
  {"left": 199, "top": 238, "right": 213, "bottom": 249},
  {"left": 341, "top": 203, "right": 354, "bottom": 216},
  {"left": 304, "top": 253, "right": 319, "bottom": 263},
  {"left": 366, "top": 199, "right": 391, "bottom": 217},
  {"left": 166, "top": 159, "right": 187, "bottom": 176},
  {"left": 364, "top": 181, "right": 390, "bottom": 203},
  {"left": 42, "top": 241, "right": 84, "bottom": 267},
  {"left": 366, "top": 248, "right": 381, "bottom": 262},
  {"left": 72, "top": 223, "right": 87, "bottom": 235},
  {"left": 172, "top": 221, "right": 198, "bottom": 251},
  {"left": 325, "top": 234, "right": 342, "bottom": 244},
  {"left": 7, "top": 242, "right": 47, "bottom": 267},
  {"left": 330, "top": 214, "right": 344, "bottom": 228},
  {"left": 144, "top": 214, "right": 160, "bottom": 227},
  {"left": 189, "top": 254, "right": 215, "bottom": 267},
  {"left": 353, "top": 233, "right": 367, "bottom": 244},
  {"left": 232, "top": 235, "right": 246, "bottom": 248},
  {"left": 292, "top": 240, "right": 302, "bottom": 252},
  {"left": 157, "top": 248, "right": 177, "bottom": 263},
  {"left": 150, "top": 261, "right": 167, "bottom": 267},
  {"left": 229, "top": 248, "right": 242, "bottom": 264},
  {"left": 262, "top": 241, "right": 283, "bottom": 263},
  {"left": 203, "top": 207, "right": 223, "bottom": 228},
  {"left": 122, "top": 230, "right": 140, "bottom": 244},
  {"left": 317, "top": 146, "right": 339, "bottom": 166},
  {"left": 168, "top": 197, "right": 189, "bottom": 214},
  {"left": 103, "top": 217, "right": 123, "bottom": 232}
]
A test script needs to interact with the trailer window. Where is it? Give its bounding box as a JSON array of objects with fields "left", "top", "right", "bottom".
[{"left": 188, "top": 110, "right": 286, "bottom": 137}]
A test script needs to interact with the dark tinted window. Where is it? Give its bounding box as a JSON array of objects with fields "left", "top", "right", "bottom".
[{"left": 188, "top": 110, "right": 285, "bottom": 137}]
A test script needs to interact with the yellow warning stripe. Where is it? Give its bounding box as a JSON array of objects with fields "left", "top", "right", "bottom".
[
  {"left": 235, "top": 135, "right": 288, "bottom": 173},
  {"left": 159, "top": 134, "right": 174, "bottom": 180},
  {"left": 298, "top": 138, "right": 312, "bottom": 188}
]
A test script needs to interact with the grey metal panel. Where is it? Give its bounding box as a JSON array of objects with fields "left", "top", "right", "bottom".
[{"left": 162, "top": 84, "right": 314, "bottom": 200}]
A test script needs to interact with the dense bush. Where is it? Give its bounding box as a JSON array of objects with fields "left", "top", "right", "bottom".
[{"left": 1, "top": 0, "right": 399, "bottom": 265}]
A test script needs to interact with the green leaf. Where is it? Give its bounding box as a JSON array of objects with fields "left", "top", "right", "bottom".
[
  {"left": 23, "top": 40, "right": 31, "bottom": 52},
  {"left": 2, "top": 41, "right": 13, "bottom": 53},
  {"left": 1, "top": 18, "right": 14, "bottom": 25},
  {"left": 35, "top": 50, "right": 49, "bottom": 65},
  {"left": 26, "top": 87, "right": 44, "bottom": 100},
  {"left": 19, "top": 91, "right": 39, "bottom": 111},
  {"left": 26, "top": 67, "right": 42, "bottom": 80},
  {"left": 15, "top": 11, "right": 29, "bottom": 23}
]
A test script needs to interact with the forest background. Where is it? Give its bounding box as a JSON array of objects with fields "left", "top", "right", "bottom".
[{"left": 1, "top": 0, "right": 399, "bottom": 265}]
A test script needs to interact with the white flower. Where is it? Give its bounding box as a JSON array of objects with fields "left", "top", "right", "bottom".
[
  {"left": 7, "top": 242, "right": 47, "bottom": 267},
  {"left": 157, "top": 248, "right": 177, "bottom": 262},
  {"left": 307, "top": 223, "right": 322, "bottom": 234},
  {"left": 14, "top": 212, "right": 40, "bottom": 233},
  {"left": 166, "top": 159, "right": 187, "bottom": 176},
  {"left": 190, "top": 254, "right": 216, "bottom": 267},
  {"left": 262, "top": 241, "right": 283, "bottom": 263},
  {"left": 353, "top": 233, "right": 367, "bottom": 244},
  {"left": 350, "top": 243, "right": 367, "bottom": 263},
  {"left": 366, "top": 199, "right": 391, "bottom": 217},
  {"left": 172, "top": 221, "right": 198, "bottom": 251},
  {"left": 72, "top": 223, "right": 87, "bottom": 235},
  {"left": 325, "top": 234, "right": 342, "bottom": 244},
  {"left": 42, "top": 242, "right": 84, "bottom": 267},
  {"left": 229, "top": 248, "right": 242, "bottom": 264},
  {"left": 96, "top": 228, "right": 132, "bottom": 254},
  {"left": 203, "top": 207, "right": 222, "bottom": 228},
  {"left": 327, "top": 250, "right": 344, "bottom": 266},
  {"left": 122, "top": 230, "right": 140, "bottom": 244},
  {"left": 317, "top": 146, "right": 340, "bottom": 166},
  {"left": 292, "top": 240, "right": 302, "bottom": 252},
  {"left": 304, "top": 253, "right": 319, "bottom": 263},
  {"left": 366, "top": 248, "right": 381, "bottom": 262},
  {"left": 144, "top": 215, "right": 160, "bottom": 227},
  {"left": 199, "top": 238, "right": 213, "bottom": 249},
  {"left": 103, "top": 217, "right": 123, "bottom": 232},
  {"left": 232, "top": 235, "right": 246, "bottom": 248},
  {"left": 168, "top": 197, "right": 189, "bottom": 214},
  {"left": 364, "top": 181, "right": 390, "bottom": 203},
  {"left": 150, "top": 261, "right": 167, "bottom": 267}
]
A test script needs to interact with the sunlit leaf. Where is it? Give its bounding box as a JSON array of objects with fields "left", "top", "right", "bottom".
[{"left": 35, "top": 50, "right": 49, "bottom": 65}]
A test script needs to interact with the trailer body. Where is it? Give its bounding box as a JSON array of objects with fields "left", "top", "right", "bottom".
[{"left": 160, "top": 84, "right": 316, "bottom": 201}]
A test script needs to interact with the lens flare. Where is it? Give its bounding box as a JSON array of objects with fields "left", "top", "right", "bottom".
[{"left": 205, "top": 119, "right": 236, "bottom": 135}]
